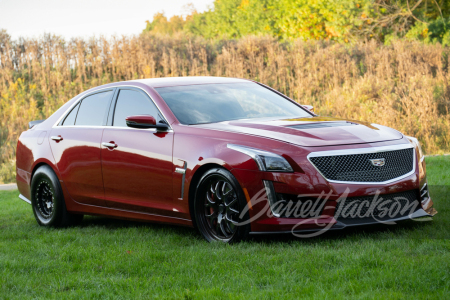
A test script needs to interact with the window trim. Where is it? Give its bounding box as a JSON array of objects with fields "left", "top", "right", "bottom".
[
  {"left": 53, "top": 86, "right": 172, "bottom": 131},
  {"left": 57, "top": 88, "right": 115, "bottom": 127},
  {"left": 60, "top": 102, "right": 80, "bottom": 126},
  {"left": 255, "top": 82, "right": 315, "bottom": 117},
  {"left": 109, "top": 87, "right": 168, "bottom": 128}
]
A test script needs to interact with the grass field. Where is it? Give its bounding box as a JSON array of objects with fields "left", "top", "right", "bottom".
[{"left": 0, "top": 157, "right": 449, "bottom": 299}]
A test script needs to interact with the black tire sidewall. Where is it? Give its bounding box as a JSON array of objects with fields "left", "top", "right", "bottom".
[
  {"left": 194, "top": 168, "right": 250, "bottom": 243},
  {"left": 31, "top": 165, "right": 65, "bottom": 227}
]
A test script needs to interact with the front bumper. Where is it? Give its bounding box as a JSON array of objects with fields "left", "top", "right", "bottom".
[
  {"left": 249, "top": 208, "right": 434, "bottom": 235},
  {"left": 231, "top": 141, "right": 436, "bottom": 234}
]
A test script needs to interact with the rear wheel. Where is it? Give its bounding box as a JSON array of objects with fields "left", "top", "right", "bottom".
[
  {"left": 194, "top": 168, "right": 250, "bottom": 243},
  {"left": 31, "top": 165, "right": 83, "bottom": 227}
]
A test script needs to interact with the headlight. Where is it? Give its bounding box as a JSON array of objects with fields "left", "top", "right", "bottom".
[
  {"left": 406, "top": 136, "right": 424, "bottom": 161},
  {"left": 227, "top": 144, "right": 294, "bottom": 172}
]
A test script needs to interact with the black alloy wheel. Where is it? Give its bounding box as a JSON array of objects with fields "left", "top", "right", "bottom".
[
  {"left": 35, "top": 180, "right": 54, "bottom": 220},
  {"left": 194, "top": 168, "right": 250, "bottom": 243},
  {"left": 31, "top": 165, "right": 83, "bottom": 227}
]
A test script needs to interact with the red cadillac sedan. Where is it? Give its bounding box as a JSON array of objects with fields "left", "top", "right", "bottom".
[{"left": 16, "top": 77, "right": 436, "bottom": 242}]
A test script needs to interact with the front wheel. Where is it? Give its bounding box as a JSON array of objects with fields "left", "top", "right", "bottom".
[
  {"left": 31, "top": 165, "right": 83, "bottom": 227},
  {"left": 194, "top": 168, "right": 250, "bottom": 243}
]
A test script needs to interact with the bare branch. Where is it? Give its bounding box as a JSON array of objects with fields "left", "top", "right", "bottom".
[
  {"left": 411, "top": 0, "right": 425, "bottom": 12},
  {"left": 407, "top": 0, "right": 429, "bottom": 24},
  {"left": 432, "top": 0, "right": 444, "bottom": 19}
]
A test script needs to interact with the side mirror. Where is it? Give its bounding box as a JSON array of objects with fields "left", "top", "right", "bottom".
[
  {"left": 301, "top": 105, "right": 315, "bottom": 113},
  {"left": 126, "top": 115, "right": 170, "bottom": 131}
]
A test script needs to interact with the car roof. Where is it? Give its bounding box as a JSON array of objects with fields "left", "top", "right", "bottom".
[{"left": 132, "top": 76, "right": 251, "bottom": 88}]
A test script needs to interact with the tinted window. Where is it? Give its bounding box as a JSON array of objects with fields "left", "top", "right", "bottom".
[
  {"left": 113, "top": 89, "right": 162, "bottom": 127},
  {"left": 75, "top": 91, "right": 113, "bottom": 126},
  {"left": 155, "top": 82, "right": 311, "bottom": 125},
  {"left": 62, "top": 103, "right": 80, "bottom": 126}
]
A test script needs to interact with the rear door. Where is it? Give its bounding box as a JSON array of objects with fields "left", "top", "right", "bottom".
[
  {"left": 101, "top": 88, "right": 175, "bottom": 216},
  {"left": 49, "top": 89, "right": 115, "bottom": 206}
]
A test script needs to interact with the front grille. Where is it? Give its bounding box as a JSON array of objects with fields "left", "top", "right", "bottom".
[
  {"left": 309, "top": 148, "right": 414, "bottom": 182},
  {"left": 335, "top": 190, "right": 420, "bottom": 219}
]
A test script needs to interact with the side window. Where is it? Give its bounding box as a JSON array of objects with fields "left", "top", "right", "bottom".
[
  {"left": 113, "top": 89, "right": 162, "bottom": 127},
  {"left": 75, "top": 91, "right": 113, "bottom": 126},
  {"left": 61, "top": 103, "right": 80, "bottom": 126}
]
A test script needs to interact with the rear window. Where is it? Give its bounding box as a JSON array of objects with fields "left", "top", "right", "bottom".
[{"left": 75, "top": 91, "right": 113, "bottom": 126}]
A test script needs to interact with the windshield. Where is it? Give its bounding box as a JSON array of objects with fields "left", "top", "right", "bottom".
[{"left": 155, "top": 82, "right": 311, "bottom": 125}]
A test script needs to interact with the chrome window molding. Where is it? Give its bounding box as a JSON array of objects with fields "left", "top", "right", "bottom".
[
  {"left": 50, "top": 125, "right": 173, "bottom": 133},
  {"left": 52, "top": 85, "right": 173, "bottom": 131},
  {"left": 306, "top": 143, "right": 416, "bottom": 185}
]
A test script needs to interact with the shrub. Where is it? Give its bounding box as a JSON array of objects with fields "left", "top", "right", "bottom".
[{"left": 1, "top": 33, "right": 449, "bottom": 183}]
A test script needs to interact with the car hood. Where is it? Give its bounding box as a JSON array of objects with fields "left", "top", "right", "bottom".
[{"left": 196, "top": 116, "right": 403, "bottom": 147}]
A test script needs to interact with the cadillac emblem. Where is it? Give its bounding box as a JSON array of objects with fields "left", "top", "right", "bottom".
[{"left": 369, "top": 158, "right": 386, "bottom": 167}]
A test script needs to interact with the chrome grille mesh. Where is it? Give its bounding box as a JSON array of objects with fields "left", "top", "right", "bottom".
[{"left": 309, "top": 148, "right": 414, "bottom": 183}]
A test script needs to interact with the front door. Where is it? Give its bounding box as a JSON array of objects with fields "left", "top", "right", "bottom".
[
  {"left": 49, "top": 89, "right": 114, "bottom": 206},
  {"left": 101, "top": 88, "right": 175, "bottom": 216}
]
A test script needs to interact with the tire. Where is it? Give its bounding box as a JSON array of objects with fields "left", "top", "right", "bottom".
[
  {"left": 194, "top": 168, "right": 250, "bottom": 243},
  {"left": 31, "top": 165, "right": 83, "bottom": 227}
]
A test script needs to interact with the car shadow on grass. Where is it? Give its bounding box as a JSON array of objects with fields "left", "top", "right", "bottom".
[
  {"left": 76, "top": 215, "right": 440, "bottom": 245},
  {"left": 249, "top": 220, "right": 439, "bottom": 245},
  {"left": 78, "top": 215, "right": 202, "bottom": 239}
]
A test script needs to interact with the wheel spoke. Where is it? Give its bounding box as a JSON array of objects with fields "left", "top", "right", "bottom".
[
  {"left": 219, "top": 220, "right": 228, "bottom": 237},
  {"left": 228, "top": 208, "right": 239, "bottom": 215},
  {"left": 225, "top": 219, "right": 235, "bottom": 233},
  {"left": 225, "top": 197, "right": 237, "bottom": 207},
  {"left": 205, "top": 211, "right": 216, "bottom": 220},
  {"left": 222, "top": 182, "right": 232, "bottom": 196},
  {"left": 206, "top": 192, "right": 215, "bottom": 205},
  {"left": 214, "top": 219, "right": 221, "bottom": 232},
  {"left": 214, "top": 182, "right": 222, "bottom": 200},
  {"left": 226, "top": 214, "right": 238, "bottom": 225}
]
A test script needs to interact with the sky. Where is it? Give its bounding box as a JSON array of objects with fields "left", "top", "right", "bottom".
[{"left": 0, "top": 0, "right": 214, "bottom": 39}]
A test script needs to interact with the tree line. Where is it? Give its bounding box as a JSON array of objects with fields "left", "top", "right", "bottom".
[{"left": 143, "top": 0, "right": 450, "bottom": 44}]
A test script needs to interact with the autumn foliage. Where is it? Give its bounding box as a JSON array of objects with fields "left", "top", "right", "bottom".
[
  {"left": 143, "top": 0, "right": 450, "bottom": 42},
  {"left": 1, "top": 31, "right": 449, "bottom": 183}
]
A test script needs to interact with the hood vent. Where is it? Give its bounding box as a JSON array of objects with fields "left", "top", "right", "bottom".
[{"left": 289, "top": 122, "right": 357, "bottom": 130}]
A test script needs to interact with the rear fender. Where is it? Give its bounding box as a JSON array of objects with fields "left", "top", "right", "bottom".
[{"left": 16, "top": 129, "right": 62, "bottom": 201}]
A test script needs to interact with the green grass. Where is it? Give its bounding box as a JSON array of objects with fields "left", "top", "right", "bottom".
[{"left": 1, "top": 157, "right": 449, "bottom": 299}]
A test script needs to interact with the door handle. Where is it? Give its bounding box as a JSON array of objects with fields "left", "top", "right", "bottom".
[
  {"left": 102, "top": 142, "right": 117, "bottom": 149},
  {"left": 51, "top": 136, "right": 63, "bottom": 141}
]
